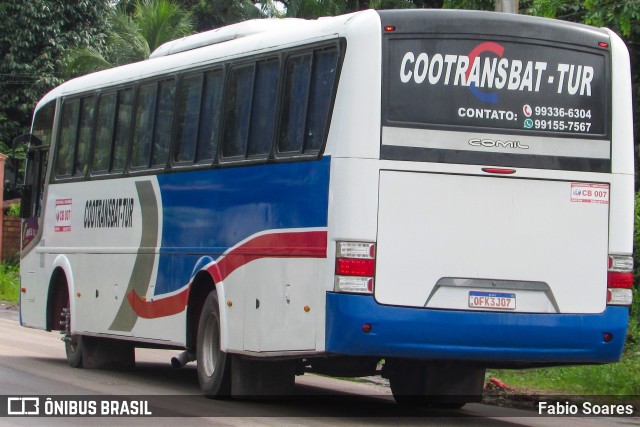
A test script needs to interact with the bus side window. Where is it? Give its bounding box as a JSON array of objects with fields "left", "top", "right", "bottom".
[
  {"left": 304, "top": 48, "right": 338, "bottom": 153},
  {"left": 175, "top": 74, "right": 204, "bottom": 163},
  {"left": 222, "top": 65, "right": 254, "bottom": 159},
  {"left": 152, "top": 79, "right": 175, "bottom": 167},
  {"left": 278, "top": 53, "right": 312, "bottom": 154},
  {"left": 196, "top": 70, "right": 223, "bottom": 162},
  {"left": 56, "top": 99, "right": 80, "bottom": 177},
  {"left": 112, "top": 88, "right": 133, "bottom": 173},
  {"left": 92, "top": 93, "right": 117, "bottom": 173},
  {"left": 132, "top": 82, "right": 158, "bottom": 169},
  {"left": 76, "top": 96, "right": 96, "bottom": 176},
  {"left": 248, "top": 59, "right": 279, "bottom": 158}
]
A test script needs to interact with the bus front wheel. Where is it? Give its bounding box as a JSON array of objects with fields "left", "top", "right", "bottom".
[
  {"left": 62, "top": 304, "right": 134, "bottom": 369},
  {"left": 196, "top": 290, "right": 231, "bottom": 398}
]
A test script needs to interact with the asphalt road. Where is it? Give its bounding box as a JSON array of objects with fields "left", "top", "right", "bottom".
[{"left": 0, "top": 305, "right": 636, "bottom": 426}]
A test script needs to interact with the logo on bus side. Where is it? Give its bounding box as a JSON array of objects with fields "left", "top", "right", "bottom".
[
  {"left": 55, "top": 199, "right": 72, "bottom": 232},
  {"left": 468, "top": 138, "right": 529, "bottom": 150},
  {"left": 84, "top": 198, "right": 134, "bottom": 229}
]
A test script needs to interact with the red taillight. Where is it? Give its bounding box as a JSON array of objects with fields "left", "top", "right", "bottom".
[
  {"left": 482, "top": 167, "right": 516, "bottom": 175},
  {"left": 336, "top": 258, "right": 375, "bottom": 277},
  {"left": 607, "top": 271, "right": 634, "bottom": 289},
  {"left": 607, "top": 255, "right": 634, "bottom": 305},
  {"left": 335, "top": 241, "right": 376, "bottom": 294},
  {"left": 598, "top": 42, "right": 609, "bottom": 49},
  {"left": 384, "top": 26, "right": 396, "bottom": 32}
]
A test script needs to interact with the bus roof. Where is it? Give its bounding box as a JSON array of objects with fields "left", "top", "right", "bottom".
[
  {"left": 149, "top": 18, "right": 308, "bottom": 58},
  {"left": 35, "top": 10, "right": 367, "bottom": 110}
]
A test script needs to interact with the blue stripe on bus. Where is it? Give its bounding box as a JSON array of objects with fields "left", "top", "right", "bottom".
[
  {"left": 326, "top": 293, "right": 628, "bottom": 363},
  {"left": 153, "top": 157, "right": 331, "bottom": 296}
]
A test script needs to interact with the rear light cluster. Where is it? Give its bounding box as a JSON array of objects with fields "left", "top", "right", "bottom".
[
  {"left": 335, "top": 241, "right": 376, "bottom": 294},
  {"left": 607, "top": 255, "right": 634, "bottom": 306}
]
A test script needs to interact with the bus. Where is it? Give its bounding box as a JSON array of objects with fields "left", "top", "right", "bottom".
[{"left": 17, "top": 9, "right": 634, "bottom": 406}]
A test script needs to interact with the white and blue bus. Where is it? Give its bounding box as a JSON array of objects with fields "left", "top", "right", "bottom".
[{"left": 17, "top": 9, "right": 634, "bottom": 406}]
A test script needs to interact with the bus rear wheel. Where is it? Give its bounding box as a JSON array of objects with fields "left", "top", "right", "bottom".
[
  {"left": 61, "top": 305, "right": 84, "bottom": 368},
  {"left": 197, "top": 291, "right": 231, "bottom": 398},
  {"left": 386, "top": 359, "right": 484, "bottom": 409}
]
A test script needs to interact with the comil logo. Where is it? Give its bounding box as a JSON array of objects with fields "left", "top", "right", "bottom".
[
  {"left": 468, "top": 138, "right": 529, "bottom": 150},
  {"left": 7, "top": 397, "right": 40, "bottom": 415}
]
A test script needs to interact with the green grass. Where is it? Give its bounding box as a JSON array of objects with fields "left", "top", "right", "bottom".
[
  {"left": 489, "top": 347, "right": 640, "bottom": 396},
  {"left": 476, "top": 193, "right": 640, "bottom": 398},
  {"left": 0, "top": 263, "right": 19, "bottom": 304},
  {"left": 489, "top": 290, "right": 640, "bottom": 396}
]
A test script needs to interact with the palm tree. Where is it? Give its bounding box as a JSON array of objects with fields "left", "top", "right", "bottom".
[
  {"left": 64, "top": 0, "right": 195, "bottom": 77},
  {"left": 269, "top": 0, "right": 346, "bottom": 18}
]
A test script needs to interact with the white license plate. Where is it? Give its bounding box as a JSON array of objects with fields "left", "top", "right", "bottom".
[{"left": 468, "top": 291, "right": 516, "bottom": 310}]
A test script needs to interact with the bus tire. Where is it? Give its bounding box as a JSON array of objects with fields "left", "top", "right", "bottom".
[
  {"left": 62, "top": 302, "right": 134, "bottom": 369},
  {"left": 387, "top": 359, "right": 482, "bottom": 409},
  {"left": 197, "top": 290, "right": 231, "bottom": 398},
  {"left": 388, "top": 361, "right": 428, "bottom": 406},
  {"left": 61, "top": 301, "right": 84, "bottom": 368},
  {"left": 65, "top": 334, "right": 84, "bottom": 368}
]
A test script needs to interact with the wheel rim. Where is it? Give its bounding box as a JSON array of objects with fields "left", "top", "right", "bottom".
[
  {"left": 201, "top": 312, "right": 219, "bottom": 378},
  {"left": 63, "top": 304, "right": 79, "bottom": 353}
]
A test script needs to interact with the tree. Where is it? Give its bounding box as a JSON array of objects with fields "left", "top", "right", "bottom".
[
  {"left": 0, "top": 1, "right": 110, "bottom": 147},
  {"left": 181, "top": 0, "right": 264, "bottom": 31},
  {"left": 64, "top": 0, "right": 195, "bottom": 77}
]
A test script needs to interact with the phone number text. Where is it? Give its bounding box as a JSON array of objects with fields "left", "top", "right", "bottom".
[
  {"left": 534, "top": 120, "right": 592, "bottom": 132},
  {"left": 534, "top": 106, "right": 592, "bottom": 119}
]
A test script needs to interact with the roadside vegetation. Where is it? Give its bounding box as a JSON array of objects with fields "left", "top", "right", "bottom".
[{"left": 0, "top": 262, "right": 19, "bottom": 304}]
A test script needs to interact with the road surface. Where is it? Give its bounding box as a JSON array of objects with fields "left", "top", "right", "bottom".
[{"left": 0, "top": 305, "right": 636, "bottom": 426}]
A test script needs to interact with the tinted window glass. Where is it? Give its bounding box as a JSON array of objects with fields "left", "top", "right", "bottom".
[
  {"left": 32, "top": 100, "right": 55, "bottom": 148},
  {"left": 76, "top": 97, "right": 96, "bottom": 176},
  {"left": 132, "top": 83, "right": 157, "bottom": 168},
  {"left": 92, "top": 93, "right": 116, "bottom": 173},
  {"left": 56, "top": 99, "right": 80, "bottom": 177},
  {"left": 196, "top": 70, "right": 223, "bottom": 162},
  {"left": 278, "top": 54, "right": 312, "bottom": 153},
  {"left": 248, "top": 60, "right": 279, "bottom": 157},
  {"left": 113, "top": 88, "right": 133, "bottom": 172},
  {"left": 304, "top": 49, "right": 338, "bottom": 153},
  {"left": 152, "top": 79, "right": 175, "bottom": 167},
  {"left": 175, "top": 74, "right": 203, "bottom": 163},
  {"left": 28, "top": 100, "right": 55, "bottom": 216},
  {"left": 223, "top": 65, "right": 254, "bottom": 158}
]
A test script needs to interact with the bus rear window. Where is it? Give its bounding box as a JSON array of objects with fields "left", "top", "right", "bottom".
[
  {"left": 382, "top": 36, "right": 611, "bottom": 172},
  {"left": 385, "top": 38, "right": 609, "bottom": 137}
]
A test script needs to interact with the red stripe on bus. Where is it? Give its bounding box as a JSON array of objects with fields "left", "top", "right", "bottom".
[
  {"left": 127, "top": 289, "right": 189, "bottom": 319},
  {"left": 128, "top": 230, "right": 327, "bottom": 319}
]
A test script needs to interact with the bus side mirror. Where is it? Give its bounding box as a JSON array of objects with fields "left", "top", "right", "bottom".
[
  {"left": 4, "top": 157, "right": 19, "bottom": 189},
  {"left": 20, "top": 185, "right": 33, "bottom": 219},
  {"left": 8, "top": 133, "right": 35, "bottom": 190}
]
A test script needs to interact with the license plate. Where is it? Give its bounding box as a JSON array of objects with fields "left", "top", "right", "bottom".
[{"left": 468, "top": 291, "right": 516, "bottom": 310}]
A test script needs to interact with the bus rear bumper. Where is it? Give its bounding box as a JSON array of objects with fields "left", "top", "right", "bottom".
[{"left": 325, "top": 293, "right": 628, "bottom": 365}]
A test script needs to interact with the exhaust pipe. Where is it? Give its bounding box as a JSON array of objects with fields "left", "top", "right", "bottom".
[{"left": 171, "top": 351, "right": 196, "bottom": 369}]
